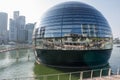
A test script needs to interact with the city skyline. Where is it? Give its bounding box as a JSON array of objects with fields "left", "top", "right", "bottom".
[
  {"left": 0, "top": 11, "right": 34, "bottom": 44},
  {"left": 0, "top": 12, "right": 8, "bottom": 44},
  {"left": 0, "top": 0, "right": 120, "bottom": 37},
  {"left": 9, "top": 11, "right": 34, "bottom": 43}
]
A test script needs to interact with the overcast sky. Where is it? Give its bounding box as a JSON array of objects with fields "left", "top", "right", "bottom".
[{"left": 0, "top": 0, "right": 120, "bottom": 38}]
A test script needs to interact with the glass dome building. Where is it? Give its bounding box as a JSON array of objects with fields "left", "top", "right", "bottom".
[{"left": 33, "top": 1, "right": 113, "bottom": 68}]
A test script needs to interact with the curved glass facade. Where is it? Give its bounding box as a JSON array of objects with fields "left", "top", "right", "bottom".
[
  {"left": 33, "top": 1, "right": 113, "bottom": 67},
  {"left": 33, "top": 1, "right": 112, "bottom": 51}
]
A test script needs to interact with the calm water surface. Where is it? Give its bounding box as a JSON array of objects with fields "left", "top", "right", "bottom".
[
  {"left": 0, "top": 44, "right": 120, "bottom": 79},
  {"left": 0, "top": 45, "right": 35, "bottom": 79}
]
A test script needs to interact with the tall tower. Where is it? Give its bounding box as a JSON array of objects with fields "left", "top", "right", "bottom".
[
  {"left": 16, "top": 16, "right": 26, "bottom": 42},
  {"left": 0, "top": 12, "right": 8, "bottom": 44},
  {"left": 9, "top": 11, "right": 19, "bottom": 42},
  {"left": 9, "top": 18, "right": 17, "bottom": 41},
  {"left": 25, "top": 23, "right": 34, "bottom": 44},
  {"left": 9, "top": 11, "right": 26, "bottom": 43},
  {"left": 13, "top": 11, "right": 19, "bottom": 20}
]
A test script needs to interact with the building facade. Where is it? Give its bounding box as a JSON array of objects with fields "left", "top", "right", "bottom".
[
  {"left": 9, "top": 19, "right": 17, "bottom": 41},
  {"left": 0, "top": 12, "right": 8, "bottom": 44},
  {"left": 9, "top": 11, "right": 26, "bottom": 43},
  {"left": 13, "top": 11, "right": 19, "bottom": 20},
  {"left": 16, "top": 16, "right": 26, "bottom": 43},
  {"left": 25, "top": 23, "right": 34, "bottom": 44},
  {"left": 33, "top": 1, "right": 113, "bottom": 68}
]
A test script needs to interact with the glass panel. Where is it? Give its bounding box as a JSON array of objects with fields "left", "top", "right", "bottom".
[
  {"left": 62, "top": 25, "right": 73, "bottom": 28},
  {"left": 45, "top": 26, "right": 61, "bottom": 30},
  {"left": 61, "top": 37, "right": 113, "bottom": 50},
  {"left": 35, "top": 39, "right": 43, "bottom": 49},
  {"left": 45, "top": 29, "right": 61, "bottom": 33},
  {"left": 45, "top": 33, "right": 61, "bottom": 37},
  {"left": 72, "top": 25, "right": 81, "bottom": 28},
  {"left": 35, "top": 22, "right": 112, "bottom": 50},
  {"left": 42, "top": 38, "right": 62, "bottom": 50},
  {"left": 71, "top": 29, "right": 82, "bottom": 34},
  {"left": 62, "top": 29, "right": 72, "bottom": 33}
]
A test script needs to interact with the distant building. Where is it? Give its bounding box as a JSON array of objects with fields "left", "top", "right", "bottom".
[
  {"left": 113, "top": 38, "right": 120, "bottom": 44},
  {"left": 17, "top": 29, "right": 27, "bottom": 43},
  {"left": 25, "top": 23, "right": 34, "bottom": 44},
  {"left": 6, "top": 30, "right": 9, "bottom": 42},
  {"left": 9, "top": 19, "right": 17, "bottom": 41},
  {"left": 9, "top": 11, "right": 26, "bottom": 43},
  {"left": 16, "top": 16, "right": 26, "bottom": 43},
  {"left": 0, "top": 12, "right": 8, "bottom": 44},
  {"left": 13, "top": 11, "right": 19, "bottom": 20}
]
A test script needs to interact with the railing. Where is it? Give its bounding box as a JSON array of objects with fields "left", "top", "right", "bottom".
[{"left": 1, "top": 67, "right": 120, "bottom": 80}]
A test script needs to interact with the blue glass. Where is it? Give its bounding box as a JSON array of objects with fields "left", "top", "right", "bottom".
[
  {"left": 33, "top": 1, "right": 113, "bottom": 52},
  {"left": 35, "top": 1, "right": 112, "bottom": 38}
]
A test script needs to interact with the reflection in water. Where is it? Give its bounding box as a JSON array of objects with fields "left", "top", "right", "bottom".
[
  {"left": 0, "top": 46, "right": 35, "bottom": 79},
  {"left": 8, "top": 49, "right": 28, "bottom": 59},
  {"left": 0, "top": 45, "right": 120, "bottom": 79}
]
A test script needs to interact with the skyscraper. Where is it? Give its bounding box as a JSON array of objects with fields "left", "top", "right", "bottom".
[
  {"left": 25, "top": 23, "right": 34, "bottom": 44},
  {"left": 0, "top": 12, "right": 8, "bottom": 44},
  {"left": 9, "top": 11, "right": 26, "bottom": 43},
  {"left": 9, "top": 18, "right": 17, "bottom": 41},
  {"left": 13, "top": 11, "right": 19, "bottom": 20},
  {"left": 16, "top": 16, "right": 26, "bottom": 43}
]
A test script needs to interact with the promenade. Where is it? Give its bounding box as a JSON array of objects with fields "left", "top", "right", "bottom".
[
  {"left": 0, "top": 45, "right": 32, "bottom": 53},
  {"left": 85, "top": 75, "right": 120, "bottom": 80},
  {"left": 2, "top": 68, "right": 119, "bottom": 80}
]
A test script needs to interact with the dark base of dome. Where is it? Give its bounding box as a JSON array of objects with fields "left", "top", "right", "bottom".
[
  {"left": 36, "top": 61, "right": 110, "bottom": 70},
  {"left": 34, "top": 49, "right": 112, "bottom": 69}
]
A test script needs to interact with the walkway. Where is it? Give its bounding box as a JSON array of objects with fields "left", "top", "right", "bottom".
[
  {"left": 1, "top": 68, "right": 120, "bottom": 80},
  {"left": 0, "top": 46, "right": 32, "bottom": 53},
  {"left": 85, "top": 75, "right": 120, "bottom": 80}
]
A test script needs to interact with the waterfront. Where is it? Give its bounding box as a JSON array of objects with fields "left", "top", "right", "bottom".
[
  {"left": 0, "top": 44, "right": 120, "bottom": 79},
  {"left": 0, "top": 45, "right": 35, "bottom": 79},
  {"left": 109, "top": 44, "right": 120, "bottom": 73}
]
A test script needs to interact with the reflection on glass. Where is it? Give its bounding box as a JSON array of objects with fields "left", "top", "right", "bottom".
[
  {"left": 33, "top": 24, "right": 112, "bottom": 50},
  {"left": 35, "top": 33, "right": 112, "bottom": 50}
]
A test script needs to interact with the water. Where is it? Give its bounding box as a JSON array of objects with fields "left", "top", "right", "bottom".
[
  {"left": 0, "top": 44, "right": 120, "bottom": 79},
  {"left": 0, "top": 45, "right": 35, "bottom": 79},
  {"left": 109, "top": 44, "right": 120, "bottom": 73}
]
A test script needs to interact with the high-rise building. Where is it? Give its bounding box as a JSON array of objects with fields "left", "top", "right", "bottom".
[
  {"left": 17, "top": 29, "right": 27, "bottom": 43},
  {"left": 16, "top": 16, "right": 26, "bottom": 43},
  {"left": 9, "top": 18, "right": 17, "bottom": 41},
  {"left": 13, "top": 11, "right": 19, "bottom": 20},
  {"left": 16, "top": 16, "right": 25, "bottom": 26},
  {"left": 9, "top": 11, "right": 26, "bottom": 43},
  {"left": 25, "top": 23, "right": 34, "bottom": 44},
  {"left": 9, "top": 11, "right": 19, "bottom": 42},
  {"left": 0, "top": 12, "right": 8, "bottom": 44}
]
